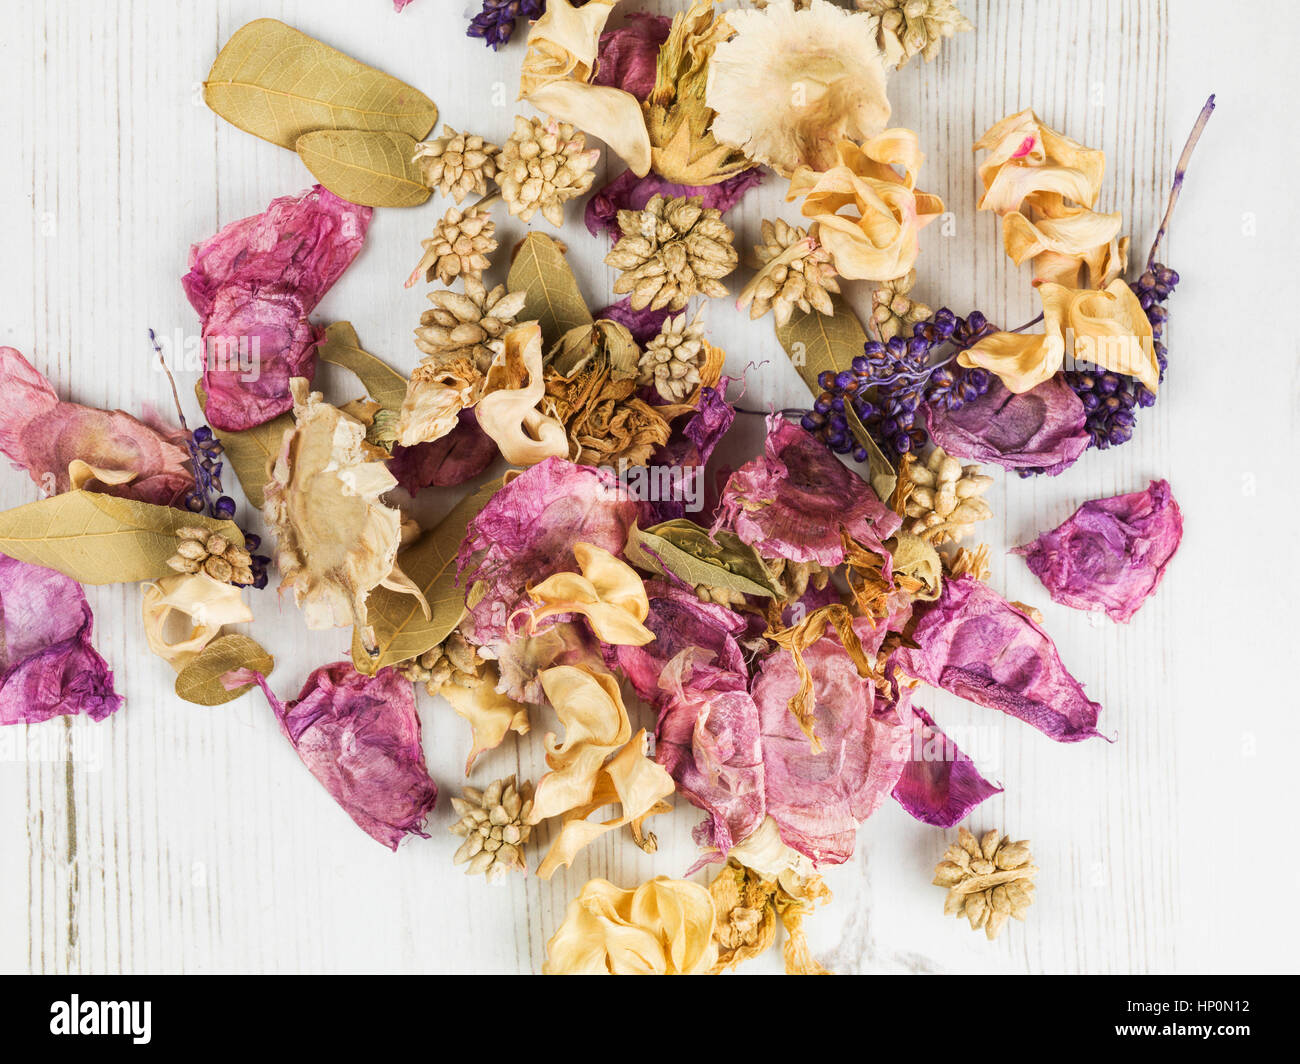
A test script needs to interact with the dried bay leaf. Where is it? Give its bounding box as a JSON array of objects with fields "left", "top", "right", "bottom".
[
  {"left": 0, "top": 491, "right": 243, "bottom": 585},
  {"left": 197, "top": 382, "right": 291, "bottom": 509},
  {"left": 317, "top": 322, "right": 408, "bottom": 413},
  {"left": 625, "top": 520, "right": 778, "bottom": 599},
  {"left": 507, "top": 233, "right": 593, "bottom": 351},
  {"left": 204, "top": 19, "right": 438, "bottom": 150},
  {"left": 775, "top": 299, "right": 897, "bottom": 500},
  {"left": 352, "top": 481, "right": 500, "bottom": 674},
  {"left": 296, "top": 129, "right": 431, "bottom": 208},
  {"left": 175, "top": 634, "right": 275, "bottom": 707}
]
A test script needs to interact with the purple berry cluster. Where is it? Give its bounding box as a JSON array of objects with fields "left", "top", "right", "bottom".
[
  {"left": 1062, "top": 264, "right": 1178, "bottom": 452},
  {"left": 467, "top": 0, "right": 545, "bottom": 49},
  {"left": 798, "top": 309, "right": 996, "bottom": 460}
]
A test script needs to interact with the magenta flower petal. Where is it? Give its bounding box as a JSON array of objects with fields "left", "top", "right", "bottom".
[
  {"left": 585, "top": 167, "right": 764, "bottom": 239},
  {"left": 716, "top": 416, "right": 900, "bottom": 566},
  {"left": 0, "top": 348, "right": 194, "bottom": 506},
  {"left": 457, "top": 458, "right": 652, "bottom": 649},
  {"left": 891, "top": 574, "right": 1103, "bottom": 742},
  {"left": 615, "top": 579, "right": 748, "bottom": 705},
  {"left": 0, "top": 555, "right": 122, "bottom": 725},
  {"left": 182, "top": 186, "right": 371, "bottom": 431},
  {"left": 592, "top": 13, "right": 673, "bottom": 100},
  {"left": 387, "top": 409, "right": 498, "bottom": 495},
  {"left": 1011, "top": 479, "right": 1183, "bottom": 622},
  {"left": 926, "top": 373, "right": 1089, "bottom": 475},
  {"left": 655, "top": 650, "right": 765, "bottom": 855},
  {"left": 751, "top": 622, "right": 912, "bottom": 865},
  {"left": 892, "top": 706, "right": 1002, "bottom": 828},
  {"left": 246, "top": 662, "right": 436, "bottom": 850}
]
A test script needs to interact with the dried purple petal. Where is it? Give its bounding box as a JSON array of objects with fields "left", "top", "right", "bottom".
[
  {"left": 595, "top": 299, "right": 676, "bottom": 346},
  {"left": 592, "top": 13, "right": 673, "bottom": 100},
  {"left": 387, "top": 409, "right": 497, "bottom": 495},
  {"left": 926, "top": 372, "right": 1089, "bottom": 475},
  {"left": 457, "top": 458, "right": 652, "bottom": 649},
  {"left": 0, "top": 347, "right": 194, "bottom": 507},
  {"left": 716, "top": 415, "right": 900, "bottom": 567},
  {"left": 891, "top": 706, "right": 1002, "bottom": 828},
  {"left": 891, "top": 574, "right": 1103, "bottom": 743},
  {"left": 0, "top": 555, "right": 122, "bottom": 726},
  {"left": 655, "top": 649, "right": 765, "bottom": 856},
  {"left": 585, "top": 167, "right": 764, "bottom": 239},
  {"left": 182, "top": 186, "right": 371, "bottom": 432},
  {"left": 242, "top": 662, "right": 437, "bottom": 850},
  {"left": 646, "top": 384, "right": 736, "bottom": 523},
  {"left": 1011, "top": 479, "right": 1183, "bottom": 622}
]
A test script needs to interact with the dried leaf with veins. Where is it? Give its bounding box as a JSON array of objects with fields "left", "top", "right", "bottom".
[
  {"left": 264, "top": 379, "right": 426, "bottom": 652},
  {"left": 296, "top": 129, "right": 430, "bottom": 207}
]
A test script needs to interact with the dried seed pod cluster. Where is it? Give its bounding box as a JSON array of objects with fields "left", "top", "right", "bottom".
[
  {"left": 739, "top": 218, "right": 841, "bottom": 327},
  {"left": 933, "top": 826, "right": 1037, "bottom": 940},
  {"left": 498, "top": 115, "right": 599, "bottom": 227},
  {"left": 856, "top": 0, "right": 974, "bottom": 69},
  {"left": 637, "top": 310, "right": 707, "bottom": 402},
  {"left": 870, "top": 268, "right": 932, "bottom": 340},
  {"left": 606, "top": 194, "right": 738, "bottom": 312},
  {"left": 398, "top": 631, "right": 482, "bottom": 697},
  {"left": 904, "top": 446, "right": 993, "bottom": 543},
  {"left": 167, "top": 526, "right": 254, "bottom": 586},
  {"left": 407, "top": 204, "right": 497, "bottom": 288},
  {"left": 449, "top": 776, "right": 534, "bottom": 883},
  {"left": 413, "top": 126, "right": 500, "bottom": 204},
  {"left": 414, "top": 277, "right": 527, "bottom": 368}
]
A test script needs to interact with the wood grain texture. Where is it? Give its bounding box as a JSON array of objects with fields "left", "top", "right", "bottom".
[{"left": 0, "top": 0, "right": 1295, "bottom": 975}]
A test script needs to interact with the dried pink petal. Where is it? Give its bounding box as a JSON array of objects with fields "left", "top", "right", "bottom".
[
  {"left": 592, "top": 13, "right": 673, "bottom": 100},
  {"left": 585, "top": 167, "right": 764, "bottom": 239},
  {"left": 0, "top": 347, "right": 193, "bottom": 506},
  {"left": 240, "top": 662, "right": 437, "bottom": 850},
  {"left": 925, "top": 372, "right": 1089, "bottom": 475},
  {"left": 1011, "top": 479, "right": 1183, "bottom": 622},
  {"left": 387, "top": 409, "right": 498, "bottom": 495},
  {"left": 0, "top": 555, "right": 122, "bottom": 725},
  {"left": 716, "top": 416, "right": 900, "bottom": 566},
  {"left": 182, "top": 186, "right": 371, "bottom": 431},
  {"left": 891, "top": 574, "right": 1103, "bottom": 742},
  {"left": 891, "top": 706, "right": 1002, "bottom": 828},
  {"left": 457, "top": 459, "right": 652, "bottom": 649}
]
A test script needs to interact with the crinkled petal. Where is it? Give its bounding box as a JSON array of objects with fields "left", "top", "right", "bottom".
[
  {"left": 592, "top": 13, "right": 673, "bottom": 100},
  {"left": 892, "top": 705, "right": 1002, "bottom": 827},
  {"left": 387, "top": 410, "right": 498, "bottom": 496},
  {"left": 1012, "top": 479, "right": 1182, "bottom": 622},
  {"left": 891, "top": 574, "right": 1103, "bottom": 742}
]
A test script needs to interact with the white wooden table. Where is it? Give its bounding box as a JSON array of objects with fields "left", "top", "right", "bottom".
[{"left": 0, "top": 0, "right": 1294, "bottom": 975}]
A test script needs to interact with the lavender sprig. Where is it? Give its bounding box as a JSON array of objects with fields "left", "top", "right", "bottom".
[{"left": 467, "top": 0, "right": 544, "bottom": 50}]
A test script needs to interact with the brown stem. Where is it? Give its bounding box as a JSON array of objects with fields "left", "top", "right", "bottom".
[{"left": 1147, "top": 94, "right": 1216, "bottom": 269}]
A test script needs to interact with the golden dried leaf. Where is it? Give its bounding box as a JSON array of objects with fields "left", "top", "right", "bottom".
[
  {"left": 175, "top": 634, "right": 275, "bottom": 706},
  {"left": 506, "top": 233, "right": 593, "bottom": 351},
  {"left": 317, "top": 322, "right": 409, "bottom": 413},
  {"left": 0, "top": 491, "right": 242, "bottom": 585},
  {"left": 624, "top": 519, "right": 778, "bottom": 599},
  {"left": 296, "top": 129, "right": 430, "bottom": 208},
  {"left": 352, "top": 481, "right": 500, "bottom": 674},
  {"left": 204, "top": 19, "right": 437, "bottom": 150},
  {"left": 196, "top": 381, "right": 290, "bottom": 509}
]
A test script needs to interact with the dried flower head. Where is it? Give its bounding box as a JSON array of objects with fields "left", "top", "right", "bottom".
[
  {"left": 413, "top": 276, "right": 527, "bottom": 369},
  {"left": 787, "top": 130, "right": 944, "bottom": 281},
  {"left": 167, "top": 525, "right": 255, "bottom": 586},
  {"left": 737, "top": 218, "right": 841, "bottom": 327},
  {"left": 449, "top": 776, "right": 534, "bottom": 883},
  {"left": 498, "top": 114, "right": 600, "bottom": 227},
  {"left": 902, "top": 446, "right": 994, "bottom": 543},
  {"left": 605, "top": 194, "right": 738, "bottom": 312},
  {"left": 264, "top": 380, "right": 425, "bottom": 650},
  {"left": 637, "top": 308, "right": 708, "bottom": 402},
  {"left": 707, "top": 0, "right": 891, "bottom": 175},
  {"left": 933, "top": 826, "right": 1037, "bottom": 940},
  {"left": 871, "top": 268, "right": 932, "bottom": 340},
  {"left": 856, "top": 0, "right": 973, "bottom": 69},
  {"left": 405, "top": 203, "right": 497, "bottom": 289},
  {"left": 412, "top": 126, "right": 500, "bottom": 203}
]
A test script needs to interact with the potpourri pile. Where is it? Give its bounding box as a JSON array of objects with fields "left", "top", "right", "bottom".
[{"left": 0, "top": 0, "right": 1209, "bottom": 971}]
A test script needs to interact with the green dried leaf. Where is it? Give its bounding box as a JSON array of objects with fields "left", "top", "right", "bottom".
[
  {"left": 317, "top": 322, "right": 408, "bottom": 413},
  {"left": 196, "top": 382, "right": 290, "bottom": 509},
  {"left": 204, "top": 19, "right": 438, "bottom": 150},
  {"left": 296, "top": 129, "right": 430, "bottom": 208},
  {"left": 775, "top": 298, "right": 897, "bottom": 500},
  {"left": 625, "top": 519, "right": 777, "bottom": 599},
  {"left": 0, "top": 491, "right": 243, "bottom": 585},
  {"left": 352, "top": 481, "right": 500, "bottom": 674},
  {"left": 507, "top": 233, "right": 593, "bottom": 351},
  {"left": 175, "top": 634, "right": 275, "bottom": 707}
]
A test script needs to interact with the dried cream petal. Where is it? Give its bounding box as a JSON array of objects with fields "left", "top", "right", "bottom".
[
  {"left": 475, "top": 323, "right": 570, "bottom": 466},
  {"left": 142, "top": 572, "right": 253, "bottom": 671},
  {"left": 527, "top": 543, "right": 654, "bottom": 645},
  {"left": 440, "top": 664, "right": 530, "bottom": 774}
]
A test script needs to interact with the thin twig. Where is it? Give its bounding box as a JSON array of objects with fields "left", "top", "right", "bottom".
[
  {"left": 1147, "top": 94, "right": 1216, "bottom": 269},
  {"left": 150, "top": 328, "right": 190, "bottom": 431}
]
